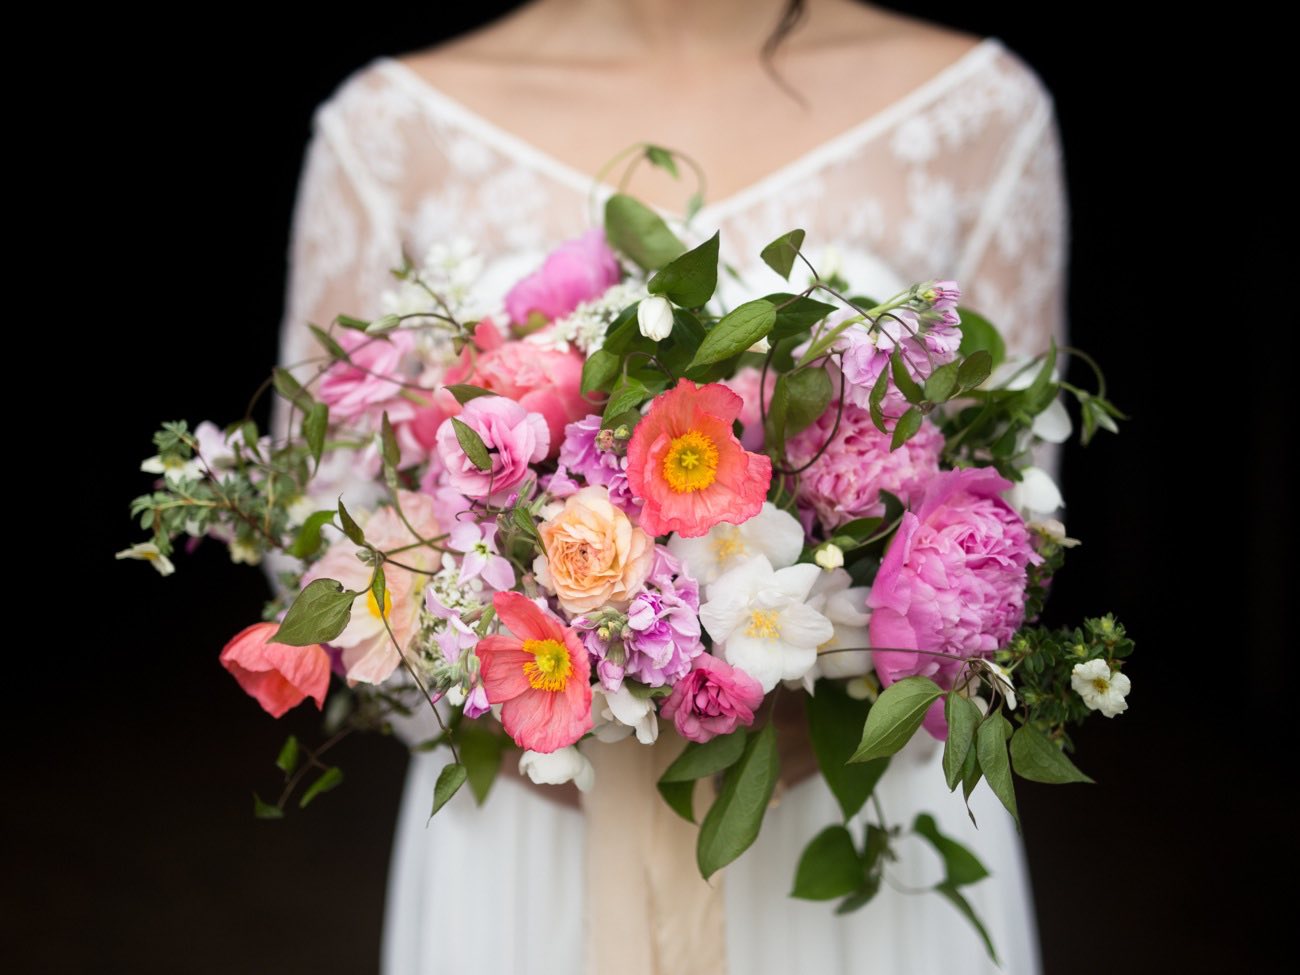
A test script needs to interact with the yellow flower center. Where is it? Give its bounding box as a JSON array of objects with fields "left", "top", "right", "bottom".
[
  {"left": 522, "top": 638, "right": 572, "bottom": 692},
  {"left": 712, "top": 527, "right": 746, "bottom": 563},
  {"left": 662, "top": 430, "right": 719, "bottom": 493},
  {"left": 366, "top": 588, "right": 393, "bottom": 620},
  {"left": 745, "top": 609, "right": 781, "bottom": 640},
  {"left": 1091, "top": 677, "right": 1110, "bottom": 695}
]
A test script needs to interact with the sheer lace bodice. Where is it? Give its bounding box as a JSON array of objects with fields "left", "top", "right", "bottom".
[{"left": 275, "top": 35, "right": 1067, "bottom": 975}]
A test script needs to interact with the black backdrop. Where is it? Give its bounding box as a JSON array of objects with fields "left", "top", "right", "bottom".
[{"left": 26, "top": 4, "right": 1286, "bottom": 972}]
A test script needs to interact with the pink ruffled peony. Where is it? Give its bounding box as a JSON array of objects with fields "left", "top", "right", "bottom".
[
  {"left": 317, "top": 328, "right": 418, "bottom": 423},
  {"left": 719, "top": 366, "right": 775, "bottom": 451},
  {"left": 504, "top": 228, "right": 621, "bottom": 326},
  {"left": 476, "top": 591, "right": 593, "bottom": 753},
  {"left": 219, "top": 622, "right": 330, "bottom": 718},
  {"left": 625, "top": 380, "right": 772, "bottom": 538},
  {"left": 787, "top": 400, "right": 943, "bottom": 531},
  {"left": 868, "top": 468, "right": 1042, "bottom": 738},
  {"left": 660, "top": 653, "right": 764, "bottom": 743},
  {"left": 435, "top": 394, "right": 549, "bottom": 504}
]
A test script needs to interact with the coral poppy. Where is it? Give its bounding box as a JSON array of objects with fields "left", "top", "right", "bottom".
[
  {"left": 624, "top": 379, "right": 772, "bottom": 538},
  {"left": 475, "top": 591, "right": 593, "bottom": 753}
]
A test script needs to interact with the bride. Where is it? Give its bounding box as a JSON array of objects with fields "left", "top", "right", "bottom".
[{"left": 275, "top": 1, "right": 1067, "bottom": 972}]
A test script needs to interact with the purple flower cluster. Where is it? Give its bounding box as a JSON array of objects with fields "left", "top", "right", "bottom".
[{"left": 551, "top": 414, "right": 641, "bottom": 516}]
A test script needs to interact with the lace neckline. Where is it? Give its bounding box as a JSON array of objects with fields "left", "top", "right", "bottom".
[{"left": 372, "top": 36, "right": 1005, "bottom": 225}]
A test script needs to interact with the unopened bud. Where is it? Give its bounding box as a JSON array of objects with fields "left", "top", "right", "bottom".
[
  {"left": 814, "top": 543, "right": 845, "bottom": 570},
  {"left": 637, "top": 295, "right": 674, "bottom": 341}
]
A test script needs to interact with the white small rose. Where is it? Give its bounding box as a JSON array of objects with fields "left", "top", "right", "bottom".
[
  {"left": 1071, "top": 659, "right": 1131, "bottom": 717},
  {"left": 518, "top": 745, "right": 595, "bottom": 791},
  {"left": 814, "top": 543, "right": 845, "bottom": 571},
  {"left": 637, "top": 295, "right": 674, "bottom": 341},
  {"left": 1006, "top": 466, "right": 1064, "bottom": 517}
]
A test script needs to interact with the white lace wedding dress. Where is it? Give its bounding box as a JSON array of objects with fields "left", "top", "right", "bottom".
[{"left": 276, "top": 35, "right": 1067, "bottom": 975}]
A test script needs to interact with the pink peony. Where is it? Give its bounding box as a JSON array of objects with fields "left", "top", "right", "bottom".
[
  {"left": 787, "top": 400, "right": 943, "bottom": 531},
  {"left": 625, "top": 380, "right": 772, "bottom": 538},
  {"left": 317, "top": 329, "right": 418, "bottom": 423},
  {"left": 476, "top": 591, "right": 593, "bottom": 753},
  {"left": 660, "top": 653, "right": 764, "bottom": 743},
  {"left": 219, "top": 622, "right": 331, "bottom": 718},
  {"left": 719, "top": 366, "right": 775, "bottom": 451},
  {"left": 504, "top": 228, "right": 621, "bottom": 326},
  {"left": 435, "top": 395, "right": 549, "bottom": 504},
  {"left": 868, "top": 468, "right": 1042, "bottom": 739}
]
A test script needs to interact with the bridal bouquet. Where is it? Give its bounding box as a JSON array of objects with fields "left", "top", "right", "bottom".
[{"left": 123, "top": 147, "right": 1132, "bottom": 957}]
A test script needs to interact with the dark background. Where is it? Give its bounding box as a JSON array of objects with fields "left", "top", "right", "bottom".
[{"left": 22, "top": 3, "right": 1285, "bottom": 972}]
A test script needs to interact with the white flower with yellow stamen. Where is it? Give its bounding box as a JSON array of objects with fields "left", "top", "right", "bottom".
[
  {"left": 115, "top": 542, "right": 175, "bottom": 576},
  {"left": 802, "top": 568, "right": 872, "bottom": 687},
  {"left": 667, "top": 502, "right": 803, "bottom": 589},
  {"left": 699, "top": 555, "right": 833, "bottom": 693},
  {"left": 140, "top": 453, "right": 204, "bottom": 487},
  {"left": 1071, "top": 659, "right": 1131, "bottom": 717}
]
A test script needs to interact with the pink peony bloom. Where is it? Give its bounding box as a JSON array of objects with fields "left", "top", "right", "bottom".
[
  {"left": 660, "top": 653, "right": 764, "bottom": 743},
  {"left": 868, "top": 468, "right": 1042, "bottom": 739},
  {"left": 317, "top": 329, "right": 418, "bottom": 423},
  {"left": 719, "top": 366, "right": 775, "bottom": 451},
  {"left": 476, "top": 591, "right": 593, "bottom": 753},
  {"left": 219, "top": 622, "right": 330, "bottom": 718},
  {"left": 435, "top": 395, "right": 549, "bottom": 504},
  {"left": 787, "top": 400, "right": 944, "bottom": 531},
  {"left": 625, "top": 380, "right": 772, "bottom": 538},
  {"left": 504, "top": 228, "right": 621, "bottom": 326}
]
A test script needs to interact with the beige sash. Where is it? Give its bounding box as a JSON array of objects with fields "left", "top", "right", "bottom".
[{"left": 580, "top": 725, "right": 727, "bottom": 975}]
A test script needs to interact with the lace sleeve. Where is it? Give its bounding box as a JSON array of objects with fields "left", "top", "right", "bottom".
[
  {"left": 271, "top": 92, "right": 401, "bottom": 442},
  {"left": 955, "top": 92, "right": 1070, "bottom": 361}
]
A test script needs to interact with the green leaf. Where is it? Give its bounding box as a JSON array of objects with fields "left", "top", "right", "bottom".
[
  {"left": 337, "top": 499, "right": 365, "bottom": 546},
  {"left": 298, "top": 766, "right": 344, "bottom": 808},
  {"left": 604, "top": 192, "right": 686, "bottom": 271},
  {"left": 976, "top": 711, "right": 1019, "bottom": 829},
  {"left": 444, "top": 383, "right": 496, "bottom": 405},
  {"left": 275, "top": 735, "right": 301, "bottom": 777},
  {"left": 657, "top": 780, "right": 697, "bottom": 823},
  {"left": 645, "top": 144, "right": 679, "bottom": 179},
  {"left": 689, "top": 299, "right": 777, "bottom": 368},
  {"left": 697, "top": 722, "right": 779, "bottom": 879},
  {"left": 272, "top": 367, "right": 314, "bottom": 412},
  {"left": 309, "top": 324, "right": 349, "bottom": 361},
  {"left": 450, "top": 417, "right": 492, "bottom": 471},
  {"left": 303, "top": 402, "right": 329, "bottom": 472},
  {"left": 760, "top": 229, "right": 806, "bottom": 280},
  {"left": 766, "top": 294, "right": 838, "bottom": 339},
  {"left": 835, "top": 887, "right": 880, "bottom": 915},
  {"left": 429, "top": 763, "right": 468, "bottom": 818},
  {"left": 685, "top": 192, "right": 704, "bottom": 222},
  {"left": 289, "top": 510, "right": 337, "bottom": 559},
  {"left": 602, "top": 376, "right": 649, "bottom": 426},
  {"left": 942, "top": 693, "right": 982, "bottom": 792},
  {"left": 512, "top": 505, "right": 543, "bottom": 549},
  {"left": 334, "top": 313, "right": 370, "bottom": 332},
  {"left": 791, "top": 825, "right": 864, "bottom": 900},
  {"left": 252, "top": 793, "right": 283, "bottom": 820},
  {"left": 957, "top": 350, "right": 993, "bottom": 390},
  {"left": 458, "top": 721, "right": 508, "bottom": 804},
  {"left": 889, "top": 347, "right": 924, "bottom": 405},
  {"left": 868, "top": 365, "right": 890, "bottom": 434},
  {"left": 580, "top": 349, "right": 620, "bottom": 395},
  {"left": 836, "top": 517, "right": 884, "bottom": 544},
  {"left": 936, "top": 883, "right": 999, "bottom": 964},
  {"left": 273, "top": 578, "right": 360, "bottom": 646},
  {"left": 1010, "top": 724, "right": 1095, "bottom": 784},
  {"left": 781, "top": 367, "right": 833, "bottom": 439},
  {"left": 647, "top": 231, "right": 719, "bottom": 307},
  {"left": 659, "top": 730, "right": 748, "bottom": 783},
  {"left": 806, "top": 680, "right": 888, "bottom": 820},
  {"left": 924, "top": 361, "right": 960, "bottom": 402},
  {"left": 1023, "top": 340, "right": 1058, "bottom": 413},
  {"left": 624, "top": 679, "right": 674, "bottom": 701},
  {"left": 956, "top": 308, "right": 1006, "bottom": 368},
  {"left": 370, "top": 566, "right": 387, "bottom": 621},
  {"left": 849, "top": 676, "right": 942, "bottom": 764},
  {"left": 889, "top": 405, "right": 924, "bottom": 451},
  {"left": 380, "top": 411, "right": 401, "bottom": 471},
  {"left": 960, "top": 743, "right": 982, "bottom": 824},
  {"left": 913, "top": 813, "right": 990, "bottom": 886}
]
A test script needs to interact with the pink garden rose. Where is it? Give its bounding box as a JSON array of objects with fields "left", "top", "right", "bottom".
[
  {"left": 504, "top": 228, "right": 621, "bottom": 326},
  {"left": 868, "top": 468, "right": 1041, "bottom": 738},
  {"left": 660, "top": 653, "right": 764, "bottom": 743},
  {"left": 787, "top": 400, "right": 944, "bottom": 531},
  {"left": 317, "top": 328, "right": 418, "bottom": 424},
  {"left": 219, "top": 622, "right": 330, "bottom": 718},
  {"left": 409, "top": 319, "right": 589, "bottom": 457},
  {"left": 435, "top": 394, "right": 549, "bottom": 504}
]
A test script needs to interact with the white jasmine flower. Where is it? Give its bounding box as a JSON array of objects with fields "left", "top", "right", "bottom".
[
  {"left": 747, "top": 336, "right": 771, "bottom": 354},
  {"left": 813, "top": 543, "right": 845, "bottom": 571},
  {"left": 668, "top": 502, "right": 803, "bottom": 589},
  {"left": 978, "top": 659, "right": 1017, "bottom": 710},
  {"left": 1071, "top": 659, "right": 1131, "bottom": 717},
  {"left": 547, "top": 281, "right": 649, "bottom": 354},
  {"left": 115, "top": 542, "right": 175, "bottom": 576},
  {"left": 229, "top": 539, "right": 262, "bottom": 566},
  {"left": 637, "top": 295, "right": 674, "bottom": 341},
  {"left": 1032, "top": 398, "right": 1073, "bottom": 443},
  {"left": 140, "top": 453, "right": 204, "bottom": 487},
  {"left": 1006, "top": 466, "right": 1064, "bottom": 517},
  {"left": 804, "top": 569, "right": 873, "bottom": 684},
  {"left": 590, "top": 685, "right": 659, "bottom": 744},
  {"left": 519, "top": 745, "right": 595, "bottom": 792},
  {"left": 700, "top": 555, "right": 834, "bottom": 693}
]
